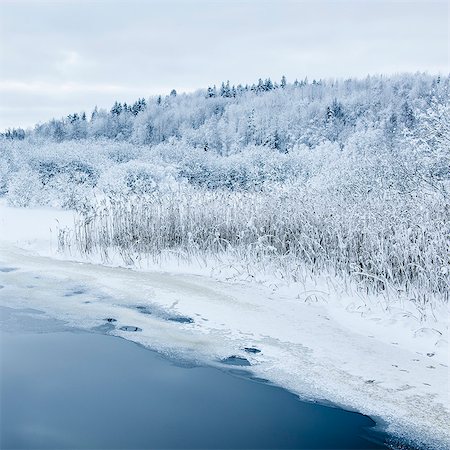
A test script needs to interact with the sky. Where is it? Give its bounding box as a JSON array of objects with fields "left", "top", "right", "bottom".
[{"left": 0, "top": 0, "right": 448, "bottom": 130}]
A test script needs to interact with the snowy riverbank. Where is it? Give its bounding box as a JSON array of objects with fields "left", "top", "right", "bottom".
[{"left": 0, "top": 202, "right": 448, "bottom": 448}]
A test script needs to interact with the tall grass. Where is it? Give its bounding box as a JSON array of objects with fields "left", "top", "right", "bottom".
[{"left": 59, "top": 183, "right": 449, "bottom": 311}]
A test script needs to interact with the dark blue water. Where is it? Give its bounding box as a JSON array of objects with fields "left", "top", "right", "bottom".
[{"left": 0, "top": 326, "right": 389, "bottom": 449}]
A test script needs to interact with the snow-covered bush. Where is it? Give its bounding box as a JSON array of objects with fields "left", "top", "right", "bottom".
[
  {"left": 6, "top": 168, "right": 44, "bottom": 207},
  {"left": 98, "top": 161, "right": 178, "bottom": 196}
]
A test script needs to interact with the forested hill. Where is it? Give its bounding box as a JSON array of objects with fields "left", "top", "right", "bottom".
[
  {"left": 3, "top": 73, "right": 448, "bottom": 155},
  {"left": 1, "top": 72, "right": 448, "bottom": 207}
]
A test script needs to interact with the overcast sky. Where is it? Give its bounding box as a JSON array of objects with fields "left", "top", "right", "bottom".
[{"left": 0, "top": 0, "right": 448, "bottom": 130}]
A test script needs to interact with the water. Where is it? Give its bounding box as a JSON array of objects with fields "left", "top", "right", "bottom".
[{"left": 0, "top": 310, "right": 388, "bottom": 449}]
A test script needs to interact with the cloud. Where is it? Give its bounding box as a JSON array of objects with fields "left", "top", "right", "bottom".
[
  {"left": 55, "top": 50, "right": 82, "bottom": 74},
  {"left": 0, "top": 80, "right": 132, "bottom": 95},
  {"left": 0, "top": 0, "right": 448, "bottom": 129}
]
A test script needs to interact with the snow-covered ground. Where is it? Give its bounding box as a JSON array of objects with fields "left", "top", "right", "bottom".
[{"left": 0, "top": 202, "right": 448, "bottom": 449}]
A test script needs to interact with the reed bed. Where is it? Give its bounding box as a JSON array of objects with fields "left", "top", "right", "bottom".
[{"left": 59, "top": 184, "right": 449, "bottom": 310}]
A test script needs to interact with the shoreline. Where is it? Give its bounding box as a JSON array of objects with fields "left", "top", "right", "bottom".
[
  {"left": 0, "top": 202, "right": 448, "bottom": 449},
  {"left": 1, "top": 242, "right": 448, "bottom": 449}
]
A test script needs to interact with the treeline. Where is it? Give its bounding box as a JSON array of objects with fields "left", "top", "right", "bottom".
[{"left": 2, "top": 73, "right": 447, "bottom": 155}]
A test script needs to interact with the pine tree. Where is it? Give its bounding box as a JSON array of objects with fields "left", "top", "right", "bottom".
[
  {"left": 264, "top": 78, "right": 273, "bottom": 91},
  {"left": 207, "top": 86, "right": 216, "bottom": 98},
  {"left": 131, "top": 99, "right": 146, "bottom": 116},
  {"left": 257, "top": 78, "right": 264, "bottom": 92},
  {"left": 220, "top": 81, "right": 231, "bottom": 97},
  {"left": 111, "top": 101, "right": 123, "bottom": 116},
  {"left": 400, "top": 101, "right": 415, "bottom": 129},
  {"left": 91, "top": 106, "right": 98, "bottom": 121}
]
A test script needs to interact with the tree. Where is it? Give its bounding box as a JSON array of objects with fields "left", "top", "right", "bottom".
[
  {"left": 220, "top": 81, "right": 231, "bottom": 98},
  {"left": 257, "top": 78, "right": 264, "bottom": 92},
  {"left": 385, "top": 113, "right": 398, "bottom": 141},
  {"left": 400, "top": 101, "right": 415, "bottom": 129},
  {"left": 206, "top": 86, "right": 216, "bottom": 98},
  {"left": 91, "top": 106, "right": 99, "bottom": 121},
  {"left": 131, "top": 98, "right": 147, "bottom": 116},
  {"left": 264, "top": 78, "right": 273, "bottom": 91},
  {"left": 51, "top": 120, "right": 65, "bottom": 142},
  {"left": 405, "top": 99, "right": 450, "bottom": 194},
  {"left": 325, "top": 99, "right": 346, "bottom": 143},
  {"left": 3, "top": 128, "right": 25, "bottom": 140},
  {"left": 111, "top": 101, "right": 123, "bottom": 116},
  {"left": 245, "top": 109, "right": 257, "bottom": 145}
]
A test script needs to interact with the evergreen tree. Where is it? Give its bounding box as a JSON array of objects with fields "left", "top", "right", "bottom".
[
  {"left": 91, "top": 106, "right": 99, "bottom": 121},
  {"left": 220, "top": 81, "right": 232, "bottom": 97},
  {"left": 111, "top": 101, "right": 123, "bottom": 116},
  {"left": 400, "top": 101, "right": 415, "bottom": 129},
  {"left": 207, "top": 86, "right": 216, "bottom": 98},
  {"left": 131, "top": 98, "right": 147, "bottom": 116},
  {"left": 257, "top": 78, "right": 264, "bottom": 92},
  {"left": 264, "top": 78, "right": 273, "bottom": 91}
]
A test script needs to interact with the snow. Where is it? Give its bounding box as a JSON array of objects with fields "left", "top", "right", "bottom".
[
  {"left": 0, "top": 200, "right": 76, "bottom": 252},
  {"left": 0, "top": 202, "right": 449, "bottom": 448}
]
